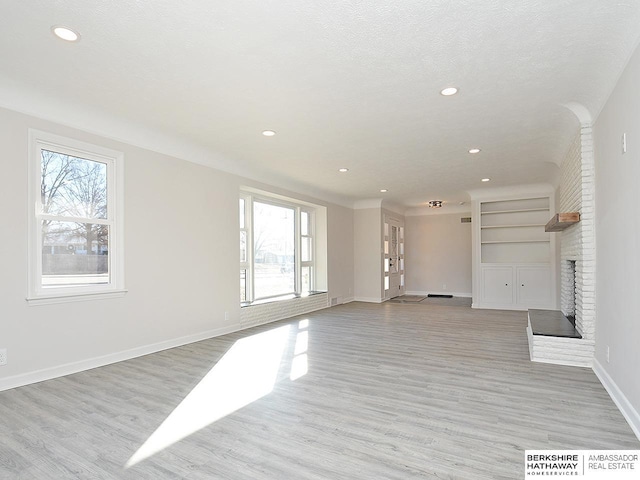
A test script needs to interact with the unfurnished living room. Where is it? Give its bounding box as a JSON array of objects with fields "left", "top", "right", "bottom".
[{"left": 1, "top": 2, "right": 640, "bottom": 479}]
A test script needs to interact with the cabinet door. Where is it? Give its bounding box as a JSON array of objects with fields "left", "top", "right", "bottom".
[
  {"left": 516, "top": 266, "right": 551, "bottom": 307},
  {"left": 481, "top": 267, "right": 513, "bottom": 304}
]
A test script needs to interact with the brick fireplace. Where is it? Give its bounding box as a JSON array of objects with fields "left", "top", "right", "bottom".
[
  {"left": 558, "top": 125, "right": 596, "bottom": 344},
  {"left": 527, "top": 124, "right": 596, "bottom": 367}
]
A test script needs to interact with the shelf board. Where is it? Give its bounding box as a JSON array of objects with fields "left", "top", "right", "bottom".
[
  {"left": 481, "top": 240, "right": 549, "bottom": 244},
  {"left": 481, "top": 208, "right": 549, "bottom": 215},
  {"left": 545, "top": 212, "right": 580, "bottom": 232},
  {"left": 481, "top": 224, "right": 546, "bottom": 229}
]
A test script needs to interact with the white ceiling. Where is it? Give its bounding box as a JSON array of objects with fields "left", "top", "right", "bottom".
[{"left": 2, "top": 1, "right": 639, "bottom": 210}]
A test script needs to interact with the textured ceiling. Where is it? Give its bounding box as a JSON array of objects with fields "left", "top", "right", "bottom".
[{"left": 1, "top": 1, "right": 639, "bottom": 209}]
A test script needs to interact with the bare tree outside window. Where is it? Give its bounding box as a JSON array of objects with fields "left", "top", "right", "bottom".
[{"left": 40, "top": 150, "right": 109, "bottom": 286}]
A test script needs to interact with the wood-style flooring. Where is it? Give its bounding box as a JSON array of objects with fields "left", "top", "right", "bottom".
[{"left": 1, "top": 302, "right": 638, "bottom": 479}]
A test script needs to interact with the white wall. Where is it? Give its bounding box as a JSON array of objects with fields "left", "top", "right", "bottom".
[
  {"left": 404, "top": 212, "right": 472, "bottom": 296},
  {"left": 0, "top": 106, "right": 354, "bottom": 389},
  {"left": 593, "top": 41, "right": 640, "bottom": 437},
  {"left": 327, "top": 206, "right": 355, "bottom": 304},
  {"left": 353, "top": 208, "right": 382, "bottom": 302}
]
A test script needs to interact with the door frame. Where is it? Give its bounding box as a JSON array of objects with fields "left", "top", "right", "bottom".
[{"left": 383, "top": 214, "right": 405, "bottom": 300}]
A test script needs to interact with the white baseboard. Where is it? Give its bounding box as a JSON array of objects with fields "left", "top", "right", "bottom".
[
  {"left": 0, "top": 324, "right": 243, "bottom": 393},
  {"left": 593, "top": 358, "right": 640, "bottom": 441},
  {"left": 405, "top": 291, "right": 472, "bottom": 298},
  {"left": 353, "top": 296, "right": 384, "bottom": 303},
  {"left": 340, "top": 296, "right": 355, "bottom": 304},
  {"left": 472, "top": 302, "right": 528, "bottom": 311}
]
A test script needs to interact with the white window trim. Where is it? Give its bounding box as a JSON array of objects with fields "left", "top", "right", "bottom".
[
  {"left": 27, "top": 129, "right": 126, "bottom": 305},
  {"left": 240, "top": 190, "right": 318, "bottom": 305}
]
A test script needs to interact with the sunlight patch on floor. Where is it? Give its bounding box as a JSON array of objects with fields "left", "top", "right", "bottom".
[
  {"left": 126, "top": 325, "right": 291, "bottom": 467},
  {"left": 290, "top": 321, "right": 309, "bottom": 381}
]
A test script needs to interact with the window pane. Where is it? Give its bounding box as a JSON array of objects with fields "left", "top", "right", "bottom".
[
  {"left": 253, "top": 202, "right": 295, "bottom": 298},
  {"left": 301, "top": 211, "right": 309, "bottom": 236},
  {"left": 301, "top": 236, "right": 312, "bottom": 262},
  {"left": 302, "top": 266, "right": 312, "bottom": 293},
  {"left": 240, "top": 269, "right": 247, "bottom": 302},
  {"left": 239, "top": 198, "right": 245, "bottom": 229},
  {"left": 384, "top": 276, "right": 389, "bottom": 290},
  {"left": 41, "top": 150, "right": 107, "bottom": 219},
  {"left": 384, "top": 258, "right": 389, "bottom": 273},
  {"left": 240, "top": 230, "right": 247, "bottom": 263},
  {"left": 41, "top": 220, "right": 109, "bottom": 286}
]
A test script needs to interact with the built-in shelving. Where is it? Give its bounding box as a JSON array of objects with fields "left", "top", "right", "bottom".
[
  {"left": 481, "top": 239, "right": 549, "bottom": 244},
  {"left": 480, "top": 197, "right": 550, "bottom": 264},
  {"left": 473, "top": 193, "right": 556, "bottom": 311},
  {"left": 481, "top": 224, "right": 545, "bottom": 229},
  {"left": 481, "top": 208, "right": 549, "bottom": 215}
]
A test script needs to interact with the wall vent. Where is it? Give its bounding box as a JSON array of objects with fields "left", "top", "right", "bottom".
[
  {"left": 330, "top": 297, "right": 339, "bottom": 306},
  {"left": 461, "top": 217, "right": 472, "bottom": 223}
]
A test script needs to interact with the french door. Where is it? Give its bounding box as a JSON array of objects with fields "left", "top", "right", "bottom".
[{"left": 384, "top": 216, "right": 405, "bottom": 299}]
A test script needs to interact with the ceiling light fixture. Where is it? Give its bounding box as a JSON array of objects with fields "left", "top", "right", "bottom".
[
  {"left": 380, "top": 189, "right": 388, "bottom": 193},
  {"left": 52, "top": 26, "right": 80, "bottom": 42},
  {"left": 262, "top": 130, "right": 276, "bottom": 137},
  {"left": 440, "top": 87, "right": 458, "bottom": 96},
  {"left": 428, "top": 200, "right": 443, "bottom": 208},
  {"left": 338, "top": 168, "right": 349, "bottom": 172},
  {"left": 468, "top": 148, "right": 481, "bottom": 154},
  {"left": 481, "top": 178, "right": 491, "bottom": 182}
]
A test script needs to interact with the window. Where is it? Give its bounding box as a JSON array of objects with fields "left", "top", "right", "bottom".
[
  {"left": 240, "top": 190, "right": 321, "bottom": 304},
  {"left": 28, "top": 130, "right": 125, "bottom": 304}
]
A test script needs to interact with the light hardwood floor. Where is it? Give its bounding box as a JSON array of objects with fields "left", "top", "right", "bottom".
[{"left": 1, "top": 302, "right": 638, "bottom": 479}]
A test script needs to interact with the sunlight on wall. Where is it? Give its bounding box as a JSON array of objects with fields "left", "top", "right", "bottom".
[{"left": 126, "top": 325, "right": 291, "bottom": 467}]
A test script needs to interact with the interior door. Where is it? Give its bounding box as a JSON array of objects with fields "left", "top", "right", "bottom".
[{"left": 384, "top": 217, "right": 405, "bottom": 299}]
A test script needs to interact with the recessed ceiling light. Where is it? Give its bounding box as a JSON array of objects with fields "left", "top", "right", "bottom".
[
  {"left": 468, "top": 148, "right": 481, "bottom": 154},
  {"left": 481, "top": 178, "right": 491, "bottom": 182},
  {"left": 262, "top": 130, "right": 276, "bottom": 137},
  {"left": 380, "top": 189, "right": 388, "bottom": 193},
  {"left": 52, "top": 26, "right": 80, "bottom": 42},
  {"left": 440, "top": 87, "right": 458, "bottom": 96},
  {"left": 338, "top": 168, "right": 349, "bottom": 173}
]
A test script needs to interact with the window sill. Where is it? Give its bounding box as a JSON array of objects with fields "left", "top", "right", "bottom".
[
  {"left": 26, "top": 289, "right": 128, "bottom": 306},
  {"left": 241, "top": 291, "right": 327, "bottom": 308}
]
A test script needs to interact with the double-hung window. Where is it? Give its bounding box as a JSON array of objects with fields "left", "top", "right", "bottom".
[
  {"left": 240, "top": 190, "right": 319, "bottom": 304},
  {"left": 28, "top": 130, "right": 125, "bottom": 304}
]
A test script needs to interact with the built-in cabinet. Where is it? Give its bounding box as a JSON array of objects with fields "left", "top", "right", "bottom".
[{"left": 473, "top": 193, "right": 556, "bottom": 310}]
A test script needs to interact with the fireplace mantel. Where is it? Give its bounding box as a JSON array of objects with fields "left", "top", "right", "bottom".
[{"left": 545, "top": 212, "right": 580, "bottom": 232}]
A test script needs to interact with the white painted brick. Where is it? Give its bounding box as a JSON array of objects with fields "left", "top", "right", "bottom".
[
  {"left": 555, "top": 126, "right": 596, "bottom": 357},
  {"left": 239, "top": 294, "right": 329, "bottom": 328}
]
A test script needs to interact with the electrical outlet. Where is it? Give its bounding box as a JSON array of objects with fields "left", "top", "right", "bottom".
[
  {"left": 224, "top": 311, "right": 229, "bottom": 321},
  {"left": 606, "top": 346, "right": 610, "bottom": 363},
  {"left": 0, "top": 349, "right": 7, "bottom": 366},
  {"left": 622, "top": 133, "right": 627, "bottom": 154}
]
